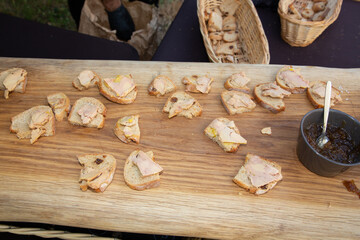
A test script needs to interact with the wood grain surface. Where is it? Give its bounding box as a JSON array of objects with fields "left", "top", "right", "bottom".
[{"left": 0, "top": 57, "right": 359, "bottom": 240}]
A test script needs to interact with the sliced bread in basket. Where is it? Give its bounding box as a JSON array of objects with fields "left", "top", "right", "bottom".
[{"left": 198, "top": 0, "right": 270, "bottom": 64}]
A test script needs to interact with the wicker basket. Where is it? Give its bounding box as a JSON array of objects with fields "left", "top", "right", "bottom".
[
  {"left": 197, "top": 0, "right": 270, "bottom": 64},
  {"left": 278, "top": 0, "right": 343, "bottom": 47}
]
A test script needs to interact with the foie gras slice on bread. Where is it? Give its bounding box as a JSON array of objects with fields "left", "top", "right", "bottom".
[
  {"left": 307, "top": 81, "right": 342, "bottom": 108},
  {"left": 68, "top": 97, "right": 106, "bottom": 128},
  {"left": 114, "top": 115, "right": 140, "bottom": 144},
  {"left": 10, "top": 105, "right": 55, "bottom": 144},
  {"left": 204, "top": 117, "right": 247, "bottom": 153},
  {"left": 224, "top": 72, "right": 251, "bottom": 93},
  {"left": 276, "top": 66, "right": 309, "bottom": 93},
  {"left": 182, "top": 75, "right": 214, "bottom": 94},
  {"left": 99, "top": 74, "right": 137, "bottom": 104},
  {"left": 221, "top": 90, "right": 256, "bottom": 115},
  {"left": 254, "top": 82, "right": 291, "bottom": 113},
  {"left": 73, "top": 70, "right": 101, "bottom": 91},
  {"left": 148, "top": 75, "right": 176, "bottom": 97},
  {"left": 163, "top": 91, "right": 202, "bottom": 119},
  {"left": 233, "top": 153, "right": 283, "bottom": 195},
  {"left": 124, "top": 150, "right": 163, "bottom": 191},
  {"left": 0, "top": 68, "right": 27, "bottom": 99},
  {"left": 78, "top": 154, "right": 116, "bottom": 193},
  {"left": 47, "top": 92, "right": 70, "bottom": 121}
]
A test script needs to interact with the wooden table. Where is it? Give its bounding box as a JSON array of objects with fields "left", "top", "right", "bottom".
[{"left": 0, "top": 57, "right": 359, "bottom": 239}]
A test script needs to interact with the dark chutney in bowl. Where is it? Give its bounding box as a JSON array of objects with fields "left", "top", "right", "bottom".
[
  {"left": 304, "top": 122, "right": 360, "bottom": 164},
  {"left": 297, "top": 109, "right": 360, "bottom": 177}
]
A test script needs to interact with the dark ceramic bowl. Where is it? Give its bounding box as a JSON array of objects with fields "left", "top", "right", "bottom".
[{"left": 297, "top": 109, "right": 360, "bottom": 177}]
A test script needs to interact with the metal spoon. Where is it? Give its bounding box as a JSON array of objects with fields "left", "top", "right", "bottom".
[{"left": 316, "top": 81, "right": 332, "bottom": 148}]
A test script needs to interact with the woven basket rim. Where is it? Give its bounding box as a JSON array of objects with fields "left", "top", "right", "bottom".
[
  {"left": 278, "top": 0, "right": 343, "bottom": 27},
  {"left": 197, "top": 0, "right": 270, "bottom": 64}
]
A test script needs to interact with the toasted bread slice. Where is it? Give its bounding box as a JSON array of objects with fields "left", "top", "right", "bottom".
[
  {"left": 224, "top": 72, "right": 251, "bottom": 93},
  {"left": 98, "top": 74, "right": 137, "bottom": 104},
  {"left": 209, "top": 32, "right": 223, "bottom": 41},
  {"left": 221, "top": 90, "right": 256, "bottom": 115},
  {"left": 233, "top": 153, "right": 282, "bottom": 195},
  {"left": 223, "top": 31, "right": 238, "bottom": 42},
  {"left": 216, "top": 42, "right": 241, "bottom": 55},
  {"left": 219, "top": 0, "right": 239, "bottom": 16},
  {"left": 73, "top": 70, "right": 100, "bottom": 91},
  {"left": 0, "top": 68, "right": 28, "bottom": 99},
  {"left": 208, "top": 11, "right": 222, "bottom": 31},
  {"left": 276, "top": 66, "right": 309, "bottom": 93},
  {"left": 78, "top": 154, "right": 116, "bottom": 192},
  {"left": 68, "top": 97, "right": 106, "bottom": 128},
  {"left": 254, "top": 82, "right": 291, "bottom": 113},
  {"left": 204, "top": 117, "right": 247, "bottom": 153},
  {"left": 10, "top": 105, "right": 55, "bottom": 144},
  {"left": 163, "top": 91, "right": 202, "bottom": 119},
  {"left": 148, "top": 75, "right": 176, "bottom": 97},
  {"left": 47, "top": 92, "right": 70, "bottom": 121},
  {"left": 114, "top": 115, "right": 140, "bottom": 144},
  {"left": 182, "top": 75, "right": 213, "bottom": 94},
  {"left": 124, "top": 150, "right": 163, "bottom": 191},
  {"left": 307, "top": 81, "right": 342, "bottom": 108}
]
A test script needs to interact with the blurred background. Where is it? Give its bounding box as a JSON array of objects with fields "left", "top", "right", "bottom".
[{"left": 0, "top": 0, "right": 77, "bottom": 31}]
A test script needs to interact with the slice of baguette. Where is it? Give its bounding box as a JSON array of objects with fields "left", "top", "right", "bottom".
[
  {"left": 221, "top": 90, "right": 256, "bottom": 115},
  {"left": 182, "top": 75, "right": 213, "bottom": 94},
  {"left": 148, "top": 75, "right": 176, "bottom": 97},
  {"left": 0, "top": 68, "right": 28, "bottom": 99},
  {"left": 114, "top": 115, "right": 140, "bottom": 144},
  {"left": 73, "top": 70, "right": 100, "bottom": 91},
  {"left": 233, "top": 153, "right": 282, "bottom": 195},
  {"left": 223, "top": 15, "right": 237, "bottom": 31},
  {"left": 47, "top": 92, "right": 70, "bottom": 121},
  {"left": 124, "top": 150, "right": 162, "bottom": 191},
  {"left": 276, "top": 65, "right": 309, "bottom": 93},
  {"left": 204, "top": 117, "right": 247, "bottom": 153},
  {"left": 307, "top": 81, "right": 342, "bottom": 108},
  {"left": 78, "top": 154, "right": 116, "bottom": 192},
  {"left": 254, "top": 83, "right": 289, "bottom": 113},
  {"left": 10, "top": 105, "right": 55, "bottom": 144},
  {"left": 163, "top": 91, "right": 202, "bottom": 119},
  {"left": 68, "top": 97, "right": 106, "bottom": 128},
  {"left": 224, "top": 72, "right": 251, "bottom": 93},
  {"left": 208, "top": 11, "right": 222, "bottom": 31},
  {"left": 98, "top": 75, "right": 137, "bottom": 104},
  {"left": 219, "top": 0, "right": 239, "bottom": 16}
]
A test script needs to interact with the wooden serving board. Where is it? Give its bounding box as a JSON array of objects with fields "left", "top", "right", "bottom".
[{"left": 0, "top": 57, "right": 359, "bottom": 239}]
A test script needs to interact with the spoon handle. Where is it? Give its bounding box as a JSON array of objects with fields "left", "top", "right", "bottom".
[{"left": 323, "top": 81, "right": 332, "bottom": 134}]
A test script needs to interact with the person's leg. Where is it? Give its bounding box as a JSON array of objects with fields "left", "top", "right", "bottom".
[{"left": 103, "top": 0, "right": 135, "bottom": 41}]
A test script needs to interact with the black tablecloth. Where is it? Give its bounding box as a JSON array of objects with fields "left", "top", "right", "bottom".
[
  {"left": 0, "top": 13, "right": 139, "bottom": 61},
  {"left": 152, "top": 0, "right": 360, "bottom": 68}
]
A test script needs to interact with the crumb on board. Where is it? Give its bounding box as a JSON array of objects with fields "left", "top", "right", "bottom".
[{"left": 261, "top": 127, "right": 272, "bottom": 135}]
